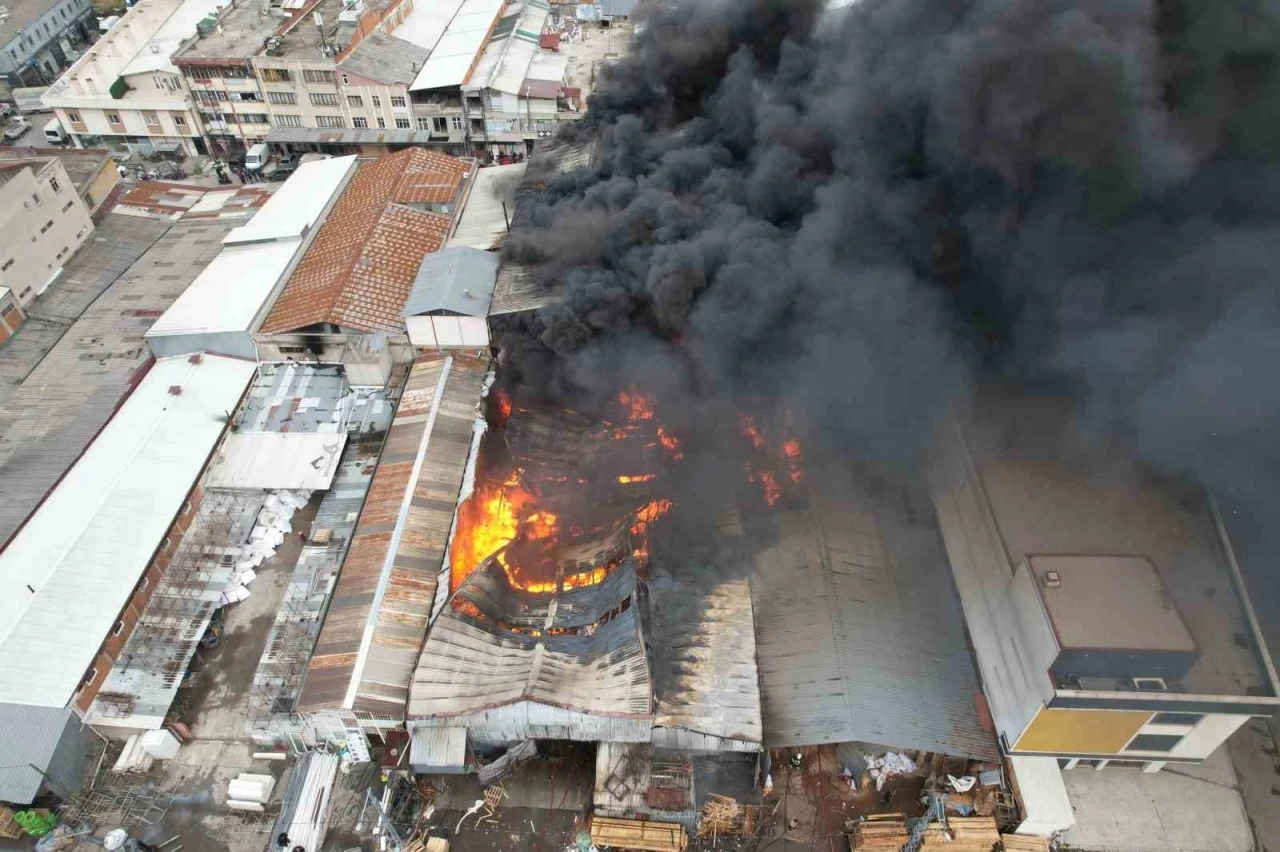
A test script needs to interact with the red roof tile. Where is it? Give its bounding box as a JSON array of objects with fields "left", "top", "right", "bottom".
[{"left": 260, "top": 149, "right": 472, "bottom": 334}]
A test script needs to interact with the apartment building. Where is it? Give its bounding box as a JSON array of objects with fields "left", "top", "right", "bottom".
[
  {"left": 42, "top": 0, "right": 222, "bottom": 157},
  {"left": 0, "top": 0, "right": 96, "bottom": 91},
  {"left": 0, "top": 287, "right": 26, "bottom": 344},
  {"left": 930, "top": 391, "right": 1280, "bottom": 834},
  {"left": 0, "top": 155, "right": 94, "bottom": 307}
]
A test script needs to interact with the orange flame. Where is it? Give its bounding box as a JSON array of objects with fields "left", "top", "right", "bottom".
[
  {"left": 739, "top": 414, "right": 767, "bottom": 449},
  {"left": 617, "top": 474, "right": 656, "bottom": 484},
  {"left": 495, "top": 388, "right": 513, "bottom": 424},
  {"left": 618, "top": 387, "right": 656, "bottom": 421},
  {"left": 449, "top": 472, "right": 536, "bottom": 590},
  {"left": 782, "top": 439, "right": 803, "bottom": 484},
  {"left": 523, "top": 510, "right": 560, "bottom": 540},
  {"left": 657, "top": 427, "right": 680, "bottom": 453}
]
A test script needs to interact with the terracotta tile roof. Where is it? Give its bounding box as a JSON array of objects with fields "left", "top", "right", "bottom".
[{"left": 260, "top": 149, "right": 472, "bottom": 334}]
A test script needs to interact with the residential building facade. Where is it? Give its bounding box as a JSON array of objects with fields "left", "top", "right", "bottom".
[
  {"left": 0, "top": 155, "right": 94, "bottom": 306},
  {"left": 42, "top": 0, "right": 219, "bottom": 157},
  {"left": 0, "top": 286, "right": 26, "bottom": 343},
  {"left": 0, "top": 0, "right": 96, "bottom": 92}
]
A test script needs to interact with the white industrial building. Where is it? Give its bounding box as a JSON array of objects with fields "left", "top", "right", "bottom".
[
  {"left": 930, "top": 392, "right": 1280, "bottom": 836},
  {"left": 144, "top": 155, "right": 357, "bottom": 360}
]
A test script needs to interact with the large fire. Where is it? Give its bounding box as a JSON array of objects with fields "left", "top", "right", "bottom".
[{"left": 447, "top": 383, "right": 805, "bottom": 597}]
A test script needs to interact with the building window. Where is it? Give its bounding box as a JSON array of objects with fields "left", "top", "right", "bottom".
[
  {"left": 239, "top": 113, "right": 269, "bottom": 124},
  {"left": 302, "top": 69, "right": 335, "bottom": 84},
  {"left": 275, "top": 114, "right": 303, "bottom": 127},
  {"left": 106, "top": 113, "right": 120, "bottom": 124},
  {"left": 50, "top": 177, "right": 60, "bottom": 192},
  {"left": 315, "top": 115, "right": 345, "bottom": 128},
  {"left": 390, "top": 96, "right": 406, "bottom": 109},
  {"left": 416, "top": 117, "right": 429, "bottom": 130},
  {"left": 1127, "top": 734, "right": 1183, "bottom": 753},
  {"left": 352, "top": 117, "right": 368, "bottom": 128},
  {"left": 395, "top": 118, "right": 410, "bottom": 129},
  {"left": 67, "top": 111, "right": 80, "bottom": 123},
  {"left": 347, "top": 95, "right": 362, "bottom": 107},
  {"left": 79, "top": 667, "right": 98, "bottom": 689},
  {"left": 371, "top": 95, "right": 381, "bottom": 107},
  {"left": 173, "top": 115, "right": 187, "bottom": 127},
  {"left": 341, "top": 73, "right": 350, "bottom": 85},
  {"left": 186, "top": 66, "right": 218, "bottom": 81},
  {"left": 433, "top": 117, "right": 448, "bottom": 133},
  {"left": 112, "top": 620, "right": 125, "bottom": 636},
  {"left": 144, "top": 111, "right": 161, "bottom": 127},
  {"left": 1151, "top": 712, "right": 1204, "bottom": 726},
  {"left": 260, "top": 68, "right": 291, "bottom": 83},
  {"left": 451, "top": 115, "right": 463, "bottom": 130},
  {"left": 376, "top": 117, "right": 385, "bottom": 128},
  {"left": 267, "top": 91, "right": 296, "bottom": 105},
  {"left": 1, "top": 259, "right": 12, "bottom": 271},
  {"left": 195, "top": 90, "right": 225, "bottom": 105},
  {"left": 41, "top": 220, "right": 54, "bottom": 233},
  {"left": 62, "top": 200, "right": 73, "bottom": 212},
  {"left": 310, "top": 92, "right": 339, "bottom": 106}
]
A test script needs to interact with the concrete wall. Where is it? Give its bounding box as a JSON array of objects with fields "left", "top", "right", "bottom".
[
  {"left": 81, "top": 154, "right": 121, "bottom": 213},
  {"left": 0, "top": 159, "right": 94, "bottom": 306}
]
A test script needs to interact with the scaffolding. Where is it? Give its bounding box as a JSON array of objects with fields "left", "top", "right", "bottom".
[{"left": 91, "top": 490, "right": 266, "bottom": 724}]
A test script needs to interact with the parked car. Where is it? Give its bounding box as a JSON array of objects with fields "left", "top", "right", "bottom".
[
  {"left": 3, "top": 116, "right": 31, "bottom": 141},
  {"left": 43, "top": 118, "right": 68, "bottom": 144},
  {"left": 262, "top": 153, "right": 298, "bottom": 180}
]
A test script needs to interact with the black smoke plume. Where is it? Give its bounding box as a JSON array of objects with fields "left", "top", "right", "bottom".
[{"left": 498, "top": 0, "right": 1280, "bottom": 513}]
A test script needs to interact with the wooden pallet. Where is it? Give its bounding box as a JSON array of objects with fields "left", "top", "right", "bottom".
[
  {"left": 0, "top": 805, "right": 21, "bottom": 840},
  {"left": 1001, "top": 833, "right": 1051, "bottom": 852},
  {"left": 850, "top": 814, "right": 908, "bottom": 850},
  {"left": 590, "top": 816, "right": 689, "bottom": 852},
  {"left": 921, "top": 816, "right": 1001, "bottom": 851}
]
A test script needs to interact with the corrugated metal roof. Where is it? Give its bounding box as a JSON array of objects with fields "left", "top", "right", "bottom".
[
  {"left": 0, "top": 354, "right": 256, "bottom": 708},
  {"left": 446, "top": 161, "right": 525, "bottom": 251},
  {"left": 409, "top": 725, "right": 468, "bottom": 772},
  {"left": 751, "top": 469, "right": 999, "bottom": 759},
  {"left": 488, "top": 263, "right": 561, "bottom": 315},
  {"left": 0, "top": 703, "right": 74, "bottom": 805},
  {"left": 297, "top": 355, "right": 489, "bottom": 715},
  {"left": 649, "top": 578, "right": 762, "bottom": 748},
  {"left": 404, "top": 246, "right": 500, "bottom": 318},
  {"left": 408, "top": 560, "right": 653, "bottom": 720}
]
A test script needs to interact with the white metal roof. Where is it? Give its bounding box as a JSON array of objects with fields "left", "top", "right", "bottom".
[
  {"left": 222, "top": 155, "right": 357, "bottom": 245},
  {"left": 205, "top": 432, "right": 349, "bottom": 489},
  {"left": 145, "top": 240, "right": 301, "bottom": 338},
  {"left": 0, "top": 353, "right": 255, "bottom": 708},
  {"left": 122, "top": 0, "right": 229, "bottom": 77},
  {"left": 391, "top": 0, "right": 467, "bottom": 50},
  {"left": 409, "top": 0, "right": 506, "bottom": 91}
]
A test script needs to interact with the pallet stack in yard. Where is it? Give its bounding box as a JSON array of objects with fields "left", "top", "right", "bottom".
[
  {"left": 590, "top": 815, "right": 688, "bottom": 852},
  {"left": 849, "top": 813, "right": 908, "bottom": 849},
  {"left": 1001, "top": 834, "right": 1051, "bottom": 852},
  {"left": 920, "top": 816, "right": 1001, "bottom": 850}
]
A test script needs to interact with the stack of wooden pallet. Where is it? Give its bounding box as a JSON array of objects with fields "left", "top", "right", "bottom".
[
  {"left": 921, "top": 816, "right": 1001, "bottom": 850},
  {"left": 849, "top": 814, "right": 908, "bottom": 849},
  {"left": 1001, "top": 833, "right": 1051, "bottom": 852},
  {"left": 590, "top": 816, "right": 689, "bottom": 852}
]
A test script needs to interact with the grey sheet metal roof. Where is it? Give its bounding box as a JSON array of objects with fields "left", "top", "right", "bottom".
[
  {"left": 266, "top": 127, "right": 441, "bottom": 146},
  {"left": 751, "top": 467, "right": 999, "bottom": 759},
  {"left": 0, "top": 703, "right": 74, "bottom": 804},
  {"left": 488, "top": 263, "right": 562, "bottom": 315},
  {"left": 339, "top": 31, "right": 429, "bottom": 86},
  {"left": 408, "top": 559, "right": 653, "bottom": 720},
  {"left": 649, "top": 577, "right": 763, "bottom": 748},
  {"left": 403, "top": 247, "right": 500, "bottom": 319},
  {"left": 409, "top": 725, "right": 468, "bottom": 773}
]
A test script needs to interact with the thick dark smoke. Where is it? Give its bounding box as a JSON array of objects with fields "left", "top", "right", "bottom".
[{"left": 499, "top": 0, "right": 1280, "bottom": 512}]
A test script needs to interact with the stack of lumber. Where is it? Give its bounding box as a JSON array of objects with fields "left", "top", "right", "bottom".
[
  {"left": 850, "top": 814, "right": 908, "bottom": 850},
  {"left": 0, "top": 806, "right": 21, "bottom": 840},
  {"left": 921, "top": 816, "right": 1001, "bottom": 851},
  {"left": 1001, "top": 834, "right": 1052, "bottom": 852},
  {"left": 591, "top": 816, "right": 688, "bottom": 852},
  {"left": 402, "top": 836, "right": 450, "bottom": 852},
  {"left": 696, "top": 794, "right": 743, "bottom": 837}
]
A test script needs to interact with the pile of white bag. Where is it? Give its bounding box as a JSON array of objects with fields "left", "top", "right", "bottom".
[
  {"left": 869, "top": 751, "right": 918, "bottom": 791},
  {"left": 221, "top": 489, "right": 312, "bottom": 606}
]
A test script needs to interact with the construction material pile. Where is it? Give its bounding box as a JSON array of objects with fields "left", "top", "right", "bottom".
[
  {"left": 694, "top": 794, "right": 768, "bottom": 840},
  {"left": 227, "top": 773, "right": 276, "bottom": 812},
  {"left": 222, "top": 489, "right": 311, "bottom": 605},
  {"left": 849, "top": 814, "right": 908, "bottom": 850},
  {"left": 920, "top": 816, "right": 1001, "bottom": 850}
]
